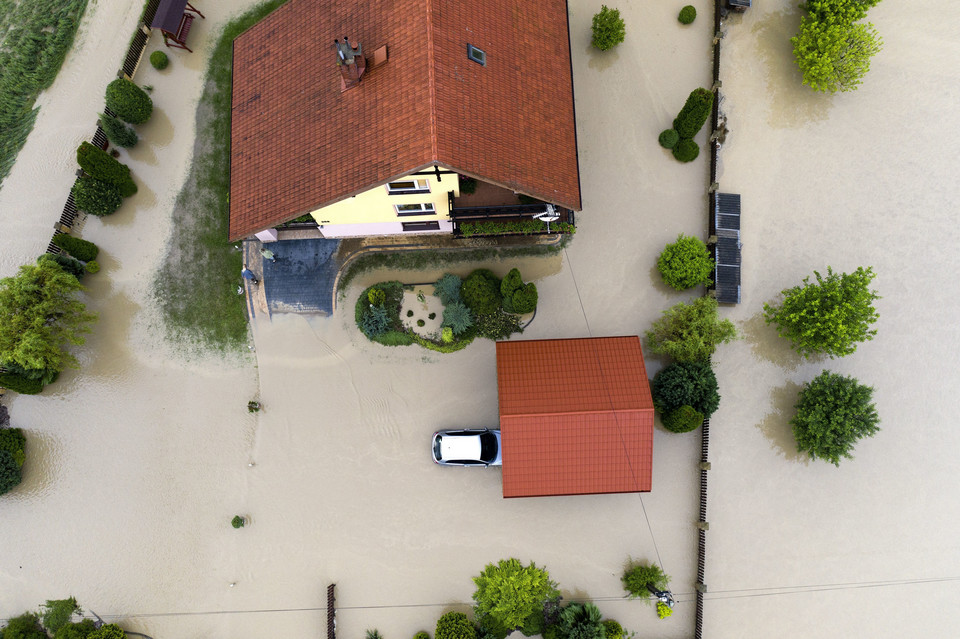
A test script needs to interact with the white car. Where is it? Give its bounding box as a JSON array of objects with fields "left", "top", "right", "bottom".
[{"left": 431, "top": 429, "right": 502, "bottom": 467}]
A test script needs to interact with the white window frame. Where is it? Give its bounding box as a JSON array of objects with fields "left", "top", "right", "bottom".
[
  {"left": 395, "top": 203, "right": 436, "bottom": 217},
  {"left": 386, "top": 179, "right": 430, "bottom": 194}
]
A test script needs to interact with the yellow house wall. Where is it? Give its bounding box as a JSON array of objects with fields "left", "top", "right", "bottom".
[{"left": 309, "top": 173, "right": 459, "bottom": 226}]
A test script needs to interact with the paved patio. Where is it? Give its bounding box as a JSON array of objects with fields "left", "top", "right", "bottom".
[{"left": 259, "top": 238, "right": 341, "bottom": 315}]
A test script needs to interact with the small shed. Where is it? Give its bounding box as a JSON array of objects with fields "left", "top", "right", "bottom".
[
  {"left": 495, "top": 337, "right": 655, "bottom": 498},
  {"left": 151, "top": 0, "right": 205, "bottom": 52}
]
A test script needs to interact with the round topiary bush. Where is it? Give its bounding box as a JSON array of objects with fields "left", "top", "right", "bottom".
[
  {"left": 601, "top": 620, "right": 623, "bottom": 639},
  {"left": 678, "top": 5, "right": 697, "bottom": 24},
  {"left": 105, "top": 78, "right": 153, "bottom": 124},
  {"left": 428, "top": 312, "right": 436, "bottom": 320},
  {"left": 77, "top": 142, "right": 137, "bottom": 197},
  {"left": 368, "top": 288, "right": 386, "bottom": 306},
  {"left": 84, "top": 260, "right": 101, "bottom": 274},
  {"left": 672, "top": 138, "right": 700, "bottom": 163},
  {"left": 461, "top": 269, "right": 502, "bottom": 315},
  {"left": 661, "top": 405, "right": 704, "bottom": 433},
  {"left": 657, "top": 233, "right": 714, "bottom": 290},
  {"left": 406, "top": 310, "right": 414, "bottom": 317},
  {"left": 658, "top": 128, "right": 679, "bottom": 149},
  {"left": 231, "top": 515, "right": 246, "bottom": 528},
  {"left": 150, "top": 50, "right": 169, "bottom": 70},
  {"left": 417, "top": 319, "right": 425, "bottom": 327}
]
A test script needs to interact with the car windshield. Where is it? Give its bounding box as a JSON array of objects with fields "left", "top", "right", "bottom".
[{"left": 479, "top": 432, "right": 498, "bottom": 463}]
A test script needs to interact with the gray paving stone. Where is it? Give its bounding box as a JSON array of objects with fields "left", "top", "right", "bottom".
[{"left": 262, "top": 238, "right": 341, "bottom": 315}]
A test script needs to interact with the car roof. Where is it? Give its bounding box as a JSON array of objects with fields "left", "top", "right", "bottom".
[{"left": 440, "top": 433, "right": 482, "bottom": 462}]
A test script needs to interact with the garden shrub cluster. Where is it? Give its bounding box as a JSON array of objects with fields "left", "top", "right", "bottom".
[
  {"left": 105, "top": 78, "right": 153, "bottom": 124},
  {"left": 77, "top": 142, "right": 137, "bottom": 197},
  {"left": 591, "top": 5, "right": 626, "bottom": 51},
  {"left": 656, "top": 234, "right": 714, "bottom": 290},
  {"left": 678, "top": 5, "right": 696, "bottom": 24},
  {"left": 52, "top": 234, "right": 99, "bottom": 262},
  {"left": 660, "top": 87, "right": 713, "bottom": 163},
  {"left": 601, "top": 620, "right": 622, "bottom": 639},
  {"left": 0, "top": 423, "right": 27, "bottom": 495},
  {"left": 99, "top": 112, "right": 138, "bottom": 148},
  {"left": 652, "top": 361, "right": 720, "bottom": 418},
  {"left": 459, "top": 219, "right": 575, "bottom": 237},
  {"left": 149, "top": 50, "right": 169, "bottom": 70}
]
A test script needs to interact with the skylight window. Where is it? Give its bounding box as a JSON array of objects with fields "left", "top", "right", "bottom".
[{"left": 467, "top": 44, "right": 486, "bottom": 66}]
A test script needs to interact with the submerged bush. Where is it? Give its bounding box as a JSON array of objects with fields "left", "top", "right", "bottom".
[
  {"left": 149, "top": 50, "right": 169, "bottom": 70},
  {"left": 661, "top": 405, "right": 704, "bottom": 433},
  {"left": 52, "top": 234, "right": 99, "bottom": 261},
  {"left": 592, "top": 5, "right": 626, "bottom": 51},
  {"left": 85, "top": 260, "right": 101, "bottom": 274},
  {"left": 76, "top": 142, "right": 136, "bottom": 197},
  {"left": 601, "top": 620, "right": 623, "bottom": 639},
  {"left": 71, "top": 177, "right": 122, "bottom": 216},
  {"left": 651, "top": 361, "right": 720, "bottom": 418},
  {"left": 672, "top": 138, "right": 700, "bottom": 163},
  {"left": 657, "top": 233, "right": 714, "bottom": 290},
  {"left": 0, "top": 427, "right": 26, "bottom": 495},
  {"left": 442, "top": 301, "right": 474, "bottom": 336},
  {"left": 1, "top": 612, "right": 46, "bottom": 638},
  {"left": 674, "top": 87, "right": 713, "bottom": 139},
  {"left": 678, "top": 5, "right": 697, "bottom": 24},
  {"left": 511, "top": 283, "right": 538, "bottom": 314},
  {"left": 99, "top": 112, "right": 138, "bottom": 148},
  {"left": 40, "top": 253, "right": 86, "bottom": 280},
  {"left": 658, "top": 129, "right": 679, "bottom": 149},
  {"left": 622, "top": 563, "right": 670, "bottom": 597},
  {"left": 367, "top": 288, "right": 385, "bottom": 306},
  {"left": 462, "top": 269, "right": 502, "bottom": 315},
  {"left": 105, "top": 78, "right": 153, "bottom": 124},
  {"left": 360, "top": 305, "right": 391, "bottom": 337},
  {"left": 434, "top": 273, "right": 463, "bottom": 305}
]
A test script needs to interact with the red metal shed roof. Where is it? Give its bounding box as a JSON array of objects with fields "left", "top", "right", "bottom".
[
  {"left": 496, "top": 337, "right": 655, "bottom": 498},
  {"left": 228, "top": 0, "right": 582, "bottom": 241}
]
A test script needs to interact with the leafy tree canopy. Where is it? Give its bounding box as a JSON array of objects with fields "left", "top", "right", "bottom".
[
  {"left": 791, "top": 370, "right": 880, "bottom": 466},
  {"left": 656, "top": 234, "right": 714, "bottom": 290},
  {"left": 792, "top": 0, "right": 883, "bottom": 92},
  {"left": 0, "top": 260, "right": 97, "bottom": 372},
  {"left": 591, "top": 5, "right": 626, "bottom": 51},
  {"left": 646, "top": 297, "right": 737, "bottom": 363},
  {"left": 763, "top": 266, "right": 879, "bottom": 358},
  {"left": 473, "top": 559, "right": 560, "bottom": 636}
]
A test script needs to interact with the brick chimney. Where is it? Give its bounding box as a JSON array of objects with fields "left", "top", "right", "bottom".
[{"left": 335, "top": 37, "right": 366, "bottom": 91}]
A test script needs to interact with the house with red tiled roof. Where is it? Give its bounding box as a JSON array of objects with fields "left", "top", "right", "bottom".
[
  {"left": 495, "top": 337, "right": 655, "bottom": 498},
  {"left": 228, "top": 0, "right": 581, "bottom": 242}
]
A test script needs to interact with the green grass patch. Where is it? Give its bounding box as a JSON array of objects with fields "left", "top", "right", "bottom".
[
  {"left": 0, "top": 0, "right": 88, "bottom": 185},
  {"left": 153, "top": 0, "right": 288, "bottom": 352}
]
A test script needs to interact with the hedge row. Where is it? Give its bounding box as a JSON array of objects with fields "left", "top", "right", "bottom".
[
  {"left": 52, "top": 234, "right": 99, "bottom": 261},
  {"left": 77, "top": 142, "right": 137, "bottom": 197},
  {"left": 459, "top": 219, "right": 575, "bottom": 237}
]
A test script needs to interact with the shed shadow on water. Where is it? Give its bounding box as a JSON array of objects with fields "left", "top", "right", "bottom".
[
  {"left": 751, "top": 8, "right": 835, "bottom": 129},
  {"left": 740, "top": 312, "right": 812, "bottom": 372},
  {"left": 756, "top": 380, "right": 810, "bottom": 465},
  {"left": 586, "top": 44, "right": 620, "bottom": 72}
]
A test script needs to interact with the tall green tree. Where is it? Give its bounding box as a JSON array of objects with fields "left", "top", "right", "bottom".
[
  {"left": 763, "top": 266, "right": 879, "bottom": 358},
  {"left": 0, "top": 260, "right": 97, "bottom": 372},
  {"left": 473, "top": 559, "right": 560, "bottom": 637},
  {"left": 792, "top": 370, "right": 880, "bottom": 466},
  {"left": 645, "top": 297, "right": 738, "bottom": 363}
]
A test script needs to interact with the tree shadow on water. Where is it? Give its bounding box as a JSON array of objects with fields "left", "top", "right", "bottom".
[
  {"left": 755, "top": 380, "right": 811, "bottom": 465},
  {"left": 740, "top": 311, "right": 817, "bottom": 372}
]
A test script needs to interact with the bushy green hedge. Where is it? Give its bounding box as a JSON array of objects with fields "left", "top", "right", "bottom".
[
  {"left": 76, "top": 142, "right": 136, "bottom": 197},
  {"left": 652, "top": 361, "right": 720, "bottom": 418},
  {"left": 658, "top": 129, "right": 679, "bottom": 149},
  {"left": 54, "top": 618, "right": 97, "bottom": 638},
  {"left": 99, "top": 112, "right": 138, "bottom": 148},
  {"left": 0, "top": 372, "right": 42, "bottom": 394},
  {"left": 511, "top": 283, "right": 538, "bottom": 314},
  {"left": 674, "top": 87, "right": 713, "bottom": 139},
  {"left": 459, "top": 219, "right": 575, "bottom": 237},
  {"left": 0, "top": 427, "right": 26, "bottom": 495},
  {"left": 0, "top": 612, "right": 46, "bottom": 638},
  {"left": 657, "top": 233, "right": 714, "bottom": 290},
  {"left": 672, "top": 138, "right": 700, "bottom": 163},
  {"left": 462, "top": 269, "right": 502, "bottom": 315},
  {"left": 105, "top": 78, "right": 153, "bottom": 124},
  {"left": 661, "top": 405, "right": 704, "bottom": 433},
  {"left": 72, "top": 177, "right": 122, "bottom": 216},
  {"left": 591, "top": 5, "right": 626, "bottom": 51},
  {"left": 678, "top": 5, "right": 696, "bottom": 24},
  {"left": 622, "top": 563, "right": 670, "bottom": 597},
  {"left": 149, "top": 50, "right": 169, "bottom": 70},
  {"left": 39, "top": 253, "right": 86, "bottom": 280},
  {"left": 52, "top": 234, "right": 99, "bottom": 261}
]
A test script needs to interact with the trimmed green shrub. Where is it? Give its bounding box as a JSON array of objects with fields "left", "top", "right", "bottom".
[
  {"left": 442, "top": 301, "right": 474, "bottom": 336},
  {"left": 475, "top": 311, "right": 522, "bottom": 341},
  {"left": 84, "top": 261, "right": 100, "bottom": 274},
  {"left": 661, "top": 405, "right": 704, "bottom": 433},
  {"left": 360, "top": 305, "right": 390, "bottom": 337},
  {"left": 601, "top": 620, "right": 622, "bottom": 639},
  {"left": 658, "top": 129, "right": 679, "bottom": 149},
  {"left": 678, "top": 5, "right": 696, "bottom": 24},
  {"left": 367, "top": 288, "right": 386, "bottom": 306},
  {"left": 414, "top": 631, "right": 430, "bottom": 639},
  {"left": 674, "top": 87, "right": 713, "bottom": 139},
  {"left": 656, "top": 602, "right": 672, "bottom": 619},
  {"left": 105, "top": 78, "right": 153, "bottom": 124},
  {"left": 436, "top": 612, "right": 476, "bottom": 639},
  {"left": 76, "top": 142, "right": 137, "bottom": 197},
  {"left": 434, "top": 273, "right": 463, "bottom": 305},
  {"left": 622, "top": 563, "right": 670, "bottom": 597},
  {"left": 511, "top": 283, "right": 538, "bottom": 315},
  {"left": 462, "top": 269, "right": 502, "bottom": 315},
  {"left": 54, "top": 619, "right": 97, "bottom": 639},
  {"left": 72, "top": 178, "right": 123, "bottom": 216},
  {"left": 99, "top": 112, "right": 138, "bottom": 148},
  {"left": 656, "top": 234, "right": 714, "bottom": 290},
  {"left": 500, "top": 268, "right": 524, "bottom": 299},
  {"left": 557, "top": 603, "right": 604, "bottom": 639},
  {"left": 40, "top": 253, "right": 86, "bottom": 280},
  {"left": 672, "top": 138, "right": 700, "bottom": 163},
  {"left": 459, "top": 219, "right": 575, "bottom": 237},
  {"left": 1, "top": 612, "right": 47, "bottom": 638},
  {"left": 231, "top": 515, "right": 245, "bottom": 528},
  {"left": 651, "top": 361, "right": 720, "bottom": 418},
  {"left": 0, "top": 427, "right": 26, "bottom": 468},
  {"left": 441, "top": 327, "right": 454, "bottom": 343},
  {"left": 0, "top": 449, "right": 23, "bottom": 495},
  {"left": 374, "top": 331, "right": 416, "bottom": 347},
  {"left": 149, "top": 50, "right": 169, "bottom": 70},
  {"left": 428, "top": 312, "right": 436, "bottom": 320},
  {"left": 417, "top": 319, "right": 425, "bottom": 327},
  {"left": 591, "top": 5, "right": 626, "bottom": 51},
  {"left": 52, "top": 234, "right": 99, "bottom": 261},
  {"left": 0, "top": 372, "right": 44, "bottom": 395}
]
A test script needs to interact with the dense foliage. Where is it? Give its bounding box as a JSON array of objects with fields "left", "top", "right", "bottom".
[
  {"left": 435, "top": 612, "right": 476, "bottom": 639},
  {"left": 500, "top": 269, "right": 538, "bottom": 314},
  {"left": 87, "top": 624, "right": 125, "bottom": 639},
  {"left": 53, "top": 619, "right": 96, "bottom": 639},
  {"left": 656, "top": 234, "right": 714, "bottom": 290},
  {"left": 600, "top": 620, "right": 622, "bottom": 639},
  {"left": 473, "top": 559, "right": 560, "bottom": 637},
  {"left": 678, "top": 5, "right": 697, "bottom": 24},
  {"left": 651, "top": 361, "right": 720, "bottom": 418},
  {"left": 462, "top": 270, "right": 502, "bottom": 316},
  {"left": 99, "top": 112, "right": 138, "bottom": 148},
  {"left": 459, "top": 219, "right": 575, "bottom": 237},
  {"left": 442, "top": 302, "right": 474, "bottom": 336},
  {"left": 791, "top": 370, "right": 880, "bottom": 466},
  {"left": 104, "top": 78, "right": 153, "bottom": 124},
  {"left": 0, "top": 0, "right": 89, "bottom": 184},
  {"left": 42, "top": 598, "right": 80, "bottom": 634},
  {"left": 360, "top": 305, "right": 391, "bottom": 337},
  {"left": 645, "top": 297, "right": 738, "bottom": 362},
  {"left": 661, "top": 405, "right": 704, "bottom": 433},
  {"left": 591, "top": 5, "right": 626, "bottom": 51},
  {"left": 434, "top": 273, "right": 463, "bottom": 305},
  {"left": 149, "top": 50, "right": 169, "bottom": 70},
  {"left": 0, "top": 447, "right": 23, "bottom": 495},
  {"left": 51, "top": 235, "right": 99, "bottom": 262},
  {"left": 658, "top": 129, "right": 679, "bottom": 149},
  {"left": 673, "top": 88, "right": 713, "bottom": 139},
  {"left": 622, "top": 563, "right": 670, "bottom": 597},
  {"left": 71, "top": 178, "right": 123, "bottom": 217},
  {"left": 763, "top": 266, "right": 879, "bottom": 358},
  {"left": 0, "top": 259, "right": 97, "bottom": 373},
  {"left": 39, "top": 254, "right": 86, "bottom": 281},
  {"left": 475, "top": 311, "right": 522, "bottom": 341},
  {"left": 367, "top": 288, "right": 386, "bottom": 306},
  {"left": 792, "top": 0, "right": 883, "bottom": 92},
  {"left": 0, "top": 373, "right": 43, "bottom": 395},
  {"left": 1, "top": 612, "right": 47, "bottom": 639},
  {"left": 671, "top": 138, "right": 699, "bottom": 163},
  {"left": 556, "top": 603, "right": 604, "bottom": 639},
  {"left": 76, "top": 142, "right": 136, "bottom": 197}
]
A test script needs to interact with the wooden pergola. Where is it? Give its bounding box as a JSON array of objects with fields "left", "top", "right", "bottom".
[{"left": 151, "top": 0, "right": 205, "bottom": 52}]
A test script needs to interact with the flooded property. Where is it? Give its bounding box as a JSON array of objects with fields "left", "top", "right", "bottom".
[{"left": 1, "top": 0, "right": 959, "bottom": 637}]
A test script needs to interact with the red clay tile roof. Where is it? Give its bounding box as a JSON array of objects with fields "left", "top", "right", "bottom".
[
  {"left": 496, "top": 337, "right": 655, "bottom": 498},
  {"left": 228, "top": 0, "right": 581, "bottom": 241}
]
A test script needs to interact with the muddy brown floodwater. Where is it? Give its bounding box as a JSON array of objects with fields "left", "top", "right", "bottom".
[{"left": 1, "top": 0, "right": 959, "bottom": 637}]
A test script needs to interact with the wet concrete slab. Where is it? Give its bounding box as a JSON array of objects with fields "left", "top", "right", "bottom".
[{"left": 261, "top": 238, "right": 341, "bottom": 315}]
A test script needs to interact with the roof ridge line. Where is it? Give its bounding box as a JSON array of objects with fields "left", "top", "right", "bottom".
[
  {"left": 501, "top": 408, "right": 650, "bottom": 418},
  {"left": 425, "top": 0, "right": 439, "bottom": 160}
]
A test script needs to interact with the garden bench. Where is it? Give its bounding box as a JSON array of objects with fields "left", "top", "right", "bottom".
[{"left": 151, "top": 0, "right": 205, "bottom": 53}]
